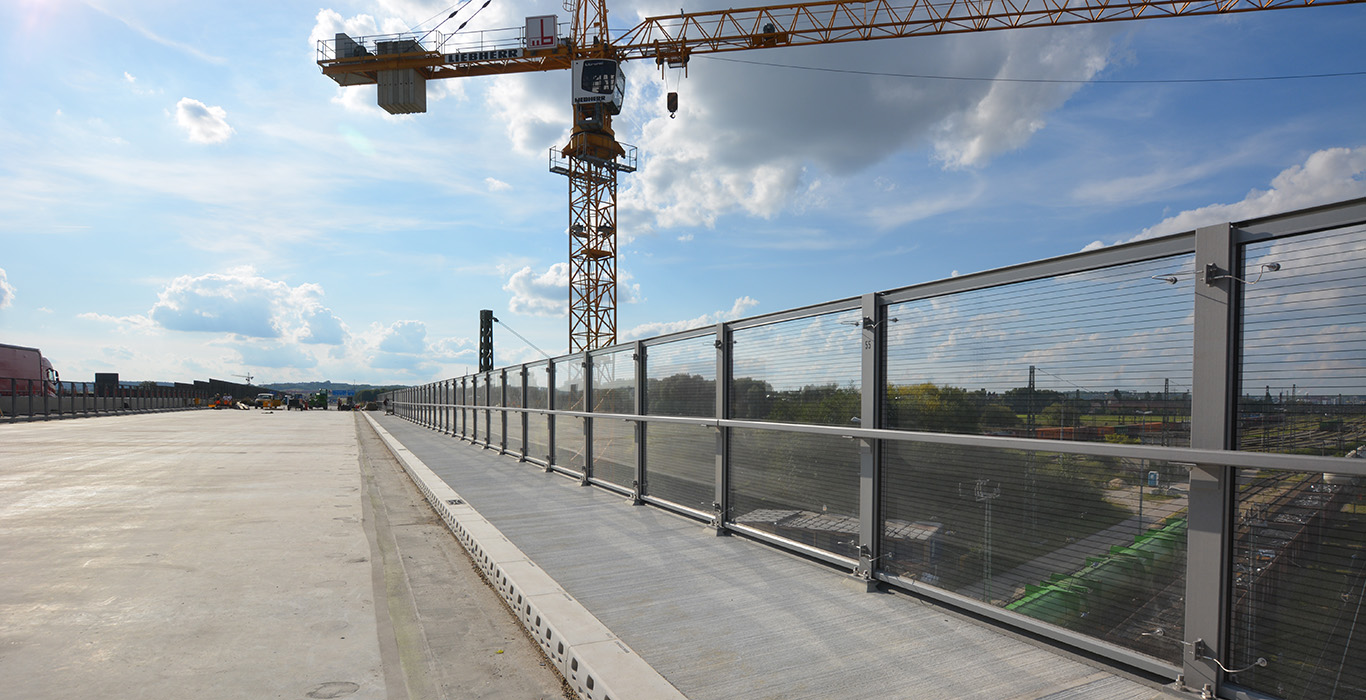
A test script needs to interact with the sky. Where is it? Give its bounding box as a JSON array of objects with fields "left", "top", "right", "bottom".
[{"left": 0, "top": 0, "right": 1363, "bottom": 386}]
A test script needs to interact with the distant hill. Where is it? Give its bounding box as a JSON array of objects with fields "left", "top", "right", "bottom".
[{"left": 264, "top": 381, "right": 409, "bottom": 397}]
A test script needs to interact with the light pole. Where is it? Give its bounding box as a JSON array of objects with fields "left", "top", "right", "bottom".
[{"left": 974, "top": 479, "right": 1001, "bottom": 603}]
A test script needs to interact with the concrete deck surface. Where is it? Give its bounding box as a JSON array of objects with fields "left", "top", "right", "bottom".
[{"left": 0, "top": 410, "right": 566, "bottom": 700}]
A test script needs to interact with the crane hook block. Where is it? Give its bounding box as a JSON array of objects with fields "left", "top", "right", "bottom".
[{"left": 667, "top": 91, "right": 678, "bottom": 119}]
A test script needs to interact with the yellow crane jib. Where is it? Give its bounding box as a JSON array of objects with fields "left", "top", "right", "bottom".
[{"left": 317, "top": 0, "right": 1363, "bottom": 352}]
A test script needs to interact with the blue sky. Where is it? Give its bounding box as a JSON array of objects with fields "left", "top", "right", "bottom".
[{"left": 0, "top": 0, "right": 1363, "bottom": 386}]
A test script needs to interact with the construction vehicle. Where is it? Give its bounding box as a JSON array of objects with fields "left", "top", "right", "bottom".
[
  {"left": 255, "top": 392, "right": 283, "bottom": 409},
  {"left": 318, "top": 0, "right": 1358, "bottom": 352},
  {"left": 0, "top": 343, "right": 59, "bottom": 397}
]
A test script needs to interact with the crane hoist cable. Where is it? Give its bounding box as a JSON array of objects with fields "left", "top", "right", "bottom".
[{"left": 439, "top": 0, "right": 497, "bottom": 50}]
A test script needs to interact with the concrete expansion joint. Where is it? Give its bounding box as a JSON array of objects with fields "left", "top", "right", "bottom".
[{"left": 361, "top": 414, "right": 687, "bottom": 700}]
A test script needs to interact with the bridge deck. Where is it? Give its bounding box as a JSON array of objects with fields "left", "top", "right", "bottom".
[
  {"left": 373, "top": 414, "right": 1177, "bottom": 700},
  {"left": 0, "top": 410, "right": 565, "bottom": 700}
]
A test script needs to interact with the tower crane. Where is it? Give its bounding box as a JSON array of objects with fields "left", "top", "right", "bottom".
[{"left": 317, "top": 0, "right": 1359, "bottom": 352}]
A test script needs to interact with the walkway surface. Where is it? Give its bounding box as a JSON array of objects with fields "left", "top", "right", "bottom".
[
  {"left": 373, "top": 414, "right": 1183, "bottom": 700},
  {"left": 0, "top": 410, "right": 566, "bottom": 700}
]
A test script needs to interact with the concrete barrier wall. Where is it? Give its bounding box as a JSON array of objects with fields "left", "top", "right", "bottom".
[{"left": 2, "top": 392, "right": 208, "bottom": 422}]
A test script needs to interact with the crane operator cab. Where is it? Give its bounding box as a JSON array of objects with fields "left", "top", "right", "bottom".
[{"left": 572, "top": 59, "right": 625, "bottom": 130}]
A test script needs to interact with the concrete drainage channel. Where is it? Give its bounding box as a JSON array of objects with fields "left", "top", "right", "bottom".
[{"left": 362, "top": 414, "right": 687, "bottom": 700}]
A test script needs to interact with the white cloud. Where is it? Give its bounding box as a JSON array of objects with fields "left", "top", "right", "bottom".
[
  {"left": 1084, "top": 146, "right": 1366, "bottom": 248},
  {"left": 151, "top": 271, "right": 284, "bottom": 337},
  {"left": 367, "top": 319, "right": 472, "bottom": 374},
  {"left": 129, "top": 268, "right": 349, "bottom": 348},
  {"left": 866, "top": 185, "right": 986, "bottom": 231},
  {"left": 174, "top": 98, "right": 234, "bottom": 144},
  {"left": 620, "top": 27, "right": 1112, "bottom": 230},
  {"left": 377, "top": 320, "right": 427, "bottom": 354},
  {"left": 308, "top": 9, "right": 383, "bottom": 51},
  {"left": 430, "top": 336, "right": 475, "bottom": 361},
  {"left": 620, "top": 272, "right": 644, "bottom": 305},
  {"left": 1070, "top": 159, "right": 1228, "bottom": 206},
  {"left": 77, "top": 311, "right": 156, "bottom": 332},
  {"left": 1143, "top": 147, "right": 1366, "bottom": 238},
  {"left": 622, "top": 296, "right": 760, "bottom": 339},
  {"left": 930, "top": 32, "right": 1108, "bottom": 169},
  {"left": 504, "top": 263, "right": 568, "bottom": 316},
  {"left": 0, "top": 268, "right": 14, "bottom": 308},
  {"left": 486, "top": 72, "right": 567, "bottom": 156},
  {"left": 103, "top": 346, "right": 136, "bottom": 361},
  {"left": 300, "top": 306, "right": 347, "bottom": 345},
  {"left": 86, "top": 2, "right": 226, "bottom": 64},
  {"left": 121, "top": 71, "right": 158, "bottom": 97},
  {"left": 485, "top": 177, "right": 511, "bottom": 192},
  {"left": 231, "top": 341, "right": 318, "bottom": 369}
]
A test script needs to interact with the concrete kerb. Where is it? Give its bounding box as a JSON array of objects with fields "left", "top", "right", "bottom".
[{"left": 362, "top": 413, "right": 688, "bottom": 700}]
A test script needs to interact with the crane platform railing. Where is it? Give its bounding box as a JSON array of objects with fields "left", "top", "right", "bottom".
[
  {"left": 549, "top": 144, "right": 639, "bottom": 177},
  {"left": 613, "top": 0, "right": 1366, "bottom": 60}
]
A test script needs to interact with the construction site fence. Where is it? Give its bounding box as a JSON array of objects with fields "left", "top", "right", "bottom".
[
  {"left": 385, "top": 197, "right": 1366, "bottom": 700},
  {"left": 0, "top": 379, "right": 213, "bottom": 422}
]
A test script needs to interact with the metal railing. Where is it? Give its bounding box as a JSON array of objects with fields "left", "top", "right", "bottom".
[
  {"left": 1, "top": 379, "right": 213, "bottom": 422},
  {"left": 385, "top": 196, "right": 1366, "bottom": 700}
]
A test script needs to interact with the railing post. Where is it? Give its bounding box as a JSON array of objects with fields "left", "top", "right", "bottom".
[
  {"left": 712, "top": 322, "right": 731, "bottom": 535},
  {"left": 856, "top": 293, "right": 883, "bottom": 590},
  {"left": 632, "top": 341, "right": 646, "bottom": 505},
  {"left": 483, "top": 374, "right": 491, "bottom": 445},
  {"left": 547, "top": 361, "right": 557, "bottom": 472},
  {"left": 500, "top": 369, "right": 509, "bottom": 453},
  {"left": 582, "top": 354, "right": 593, "bottom": 485},
  {"left": 1184, "top": 221, "right": 1238, "bottom": 696},
  {"left": 519, "top": 366, "right": 529, "bottom": 461}
]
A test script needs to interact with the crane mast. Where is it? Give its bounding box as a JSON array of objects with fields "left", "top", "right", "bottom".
[
  {"left": 555, "top": 0, "right": 635, "bottom": 352},
  {"left": 316, "top": 0, "right": 1362, "bottom": 353}
]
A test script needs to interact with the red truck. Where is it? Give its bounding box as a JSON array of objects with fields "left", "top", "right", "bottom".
[{"left": 0, "top": 343, "right": 60, "bottom": 396}]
